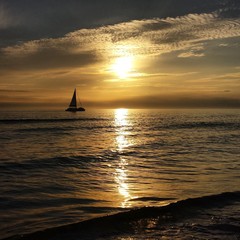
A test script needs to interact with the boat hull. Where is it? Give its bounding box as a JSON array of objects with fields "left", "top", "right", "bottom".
[{"left": 65, "top": 107, "right": 85, "bottom": 112}]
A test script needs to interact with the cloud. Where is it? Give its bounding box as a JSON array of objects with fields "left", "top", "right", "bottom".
[
  {"left": 1, "top": 92, "right": 239, "bottom": 110},
  {"left": 76, "top": 93, "right": 240, "bottom": 109},
  {"left": 27, "top": 50, "right": 96, "bottom": 70},
  {"left": 178, "top": 51, "right": 205, "bottom": 58},
  {"left": 0, "top": 0, "right": 232, "bottom": 47},
  {"left": 200, "top": 72, "right": 240, "bottom": 82},
  {"left": 0, "top": 28, "right": 105, "bottom": 73},
  {"left": 0, "top": 9, "right": 239, "bottom": 74},
  {"left": 0, "top": 89, "right": 29, "bottom": 93}
]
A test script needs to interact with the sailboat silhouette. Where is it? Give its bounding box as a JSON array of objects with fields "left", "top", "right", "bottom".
[{"left": 65, "top": 88, "right": 85, "bottom": 112}]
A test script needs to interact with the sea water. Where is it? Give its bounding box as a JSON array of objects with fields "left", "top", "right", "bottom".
[{"left": 0, "top": 109, "right": 239, "bottom": 239}]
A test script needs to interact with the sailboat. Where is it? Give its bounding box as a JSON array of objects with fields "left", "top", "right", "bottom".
[{"left": 65, "top": 88, "right": 85, "bottom": 112}]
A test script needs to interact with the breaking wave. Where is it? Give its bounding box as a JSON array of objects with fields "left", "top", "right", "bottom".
[{"left": 4, "top": 191, "right": 240, "bottom": 240}]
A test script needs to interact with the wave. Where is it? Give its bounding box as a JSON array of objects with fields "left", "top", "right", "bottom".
[
  {"left": 0, "top": 155, "right": 103, "bottom": 172},
  {"left": 1, "top": 118, "right": 239, "bottom": 130},
  {"left": 0, "top": 118, "right": 106, "bottom": 124},
  {"left": 128, "top": 197, "right": 176, "bottom": 202},
  {"left": 4, "top": 191, "right": 240, "bottom": 240},
  {"left": 177, "top": 121, "right": 239, "bottom": 129},
  {"left": 160, "top": 121, "right": 240, "bottom": 130}
]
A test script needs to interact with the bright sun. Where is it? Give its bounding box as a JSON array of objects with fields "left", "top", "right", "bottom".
[{"left": 112, "top": 56, "right": 133, "bottom": 79}]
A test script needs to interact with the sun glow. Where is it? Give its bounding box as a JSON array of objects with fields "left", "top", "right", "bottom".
[{"left": 112, "top": 56, "right": 133, "bottom": 79}]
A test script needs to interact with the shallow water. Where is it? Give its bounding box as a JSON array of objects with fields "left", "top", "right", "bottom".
[{"left": 0, "top": 109, "right": 240, "bottom": 239}]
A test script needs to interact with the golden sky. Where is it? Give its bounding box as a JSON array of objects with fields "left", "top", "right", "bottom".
[{"left": 0, "top": 1, "right": 240, "bottom": 109}]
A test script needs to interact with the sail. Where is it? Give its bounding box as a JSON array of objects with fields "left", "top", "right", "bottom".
[
  {"left": 69, "top": 89, "right": 77, "bottom": 107},
  {"left": 66, "top": 88, "right": 85, "bottom": 111}
]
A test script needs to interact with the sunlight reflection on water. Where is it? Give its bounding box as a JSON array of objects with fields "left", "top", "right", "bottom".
[{"left": 114, "top": 109, "right": 132, "bottom": 207}]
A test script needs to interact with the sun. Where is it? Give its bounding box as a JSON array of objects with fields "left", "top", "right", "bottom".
[{"left": 112, "top": 56, "right": 133, "bottom": 79}]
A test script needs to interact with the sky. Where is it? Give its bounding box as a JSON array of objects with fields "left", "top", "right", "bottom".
[{"left": 0, "top": 0, "right": 240, "bottom": 110}]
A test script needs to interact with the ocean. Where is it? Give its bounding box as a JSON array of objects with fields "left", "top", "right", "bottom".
[{"left": 0, "top": 109, "right": 240, "bottom": 240}]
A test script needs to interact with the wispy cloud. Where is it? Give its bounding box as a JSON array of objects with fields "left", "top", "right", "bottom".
[
  {"left": 2, "top": 11, "right": 240, "bottom": 64},
  {"left": 178, "top": 52, "right": 205, "bottom": 58}
]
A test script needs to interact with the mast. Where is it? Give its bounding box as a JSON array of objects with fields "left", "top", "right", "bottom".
[
  {"left": 69, "top": 88, "right": 77, "bottom": 108},
  {"left": 66, "top": 88, "right": 85, "bottom": 111}
]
